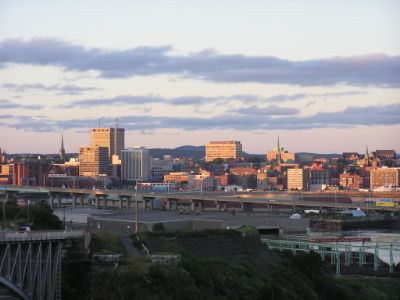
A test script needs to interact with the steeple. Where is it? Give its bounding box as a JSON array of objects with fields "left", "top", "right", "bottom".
[
  {"left": 276, "top": 136, "right": 281, "bottom": 166},
  {"left": 365, "top": 144, "right": 369, "bottom": 159},
  {"left": 59, "top": 132, "right": 66, "bottom": 161},
  {"left": 277, "top": 136, "right": 281, "bottom": 154}
]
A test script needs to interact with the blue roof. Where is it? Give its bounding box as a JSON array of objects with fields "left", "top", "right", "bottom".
[{"left": 351, "top": 210, "right": 366, "bottom": 217}]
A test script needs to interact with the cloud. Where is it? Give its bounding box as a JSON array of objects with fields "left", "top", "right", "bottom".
[
  {"left": 230, "top": 105, "right": 299, "bottom": 116},
  {"left": 58, "top": 95, "right": 164, "bottom": 108},
  {"left": 3, "top": 82, "right": 101, "bottom": 95},
  {"left": 168, "top": 96, "right": 219, "bottom": 106},
  {"left": 265, "top": 91, "right": 367, "bottom": 102},
  {"left": 266, "top": 93, "right": 308, "bottom": 102},
  {"left": 59, "top": 93, "right": 259, "bottom": 108},
  {"left": 1, "top": 38, "right": 399, "bottom": 87},
  {"left": 0, "top": 99, "right": 43, "bottom": 110},
  {"left": 6, "top": 103, "right": 400, "bottom": 132}
]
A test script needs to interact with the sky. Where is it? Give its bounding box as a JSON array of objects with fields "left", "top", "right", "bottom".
[{"left": 0, "top": 0, "right": 399, "bottom": 154}]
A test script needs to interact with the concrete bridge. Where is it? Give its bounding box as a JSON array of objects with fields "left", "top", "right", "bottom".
[
  {"left": 0, "top": 185, "right": 399, "bottom": 213},
  {"left": 263, "top": 235, "right": 400, "bottom": 276},
  {"left": 0, "top": 230, "right": 88, "bottom": 300}
]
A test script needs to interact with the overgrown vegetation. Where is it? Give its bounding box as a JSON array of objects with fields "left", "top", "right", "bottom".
[
  {"left": 90, "top": 231, "right": 126, "bottom": 254},
  {"left": 87, "top": 230, "right": 400, "bottom": 300},
  {"left": 90, "top": 247, "right": 400, "bottom": 300},
  {"left": 0, "top": 200, "right": 62, "bottom": 230},
  {"left": 61, "top": 230, "right": 400, "bottom": 300},
  {"left": 138, "top": 228, "right": 242, "bottom": 239}
]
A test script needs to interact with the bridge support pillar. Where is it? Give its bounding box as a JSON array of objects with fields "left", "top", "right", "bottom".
[
  {"left": 222, "top": 202, "right": 227, "bottom": 211},
  {"left": 95, "top": 196, "right": 100, "bottom": 209},
  {"left": 72, "top": 195, "right": 77, "bottom": 207},
  {"left": 127, "top": 197, "right": 131, "bottom": 209},
  {"left": 80, "top": 195, "right": 85, "bottom": 206},
  {"left": 147, "top": 198, "right": 154, "bottom": 210},
  {"left": 103, "top": 196, "right": 108, "bottom": 208},
  {"left": 166, "top": 200, "right": 172, "bottom": 210},
  {"left": 143, "top": 198, "right": 153, "bottom": 211},
  {"left": 190, "top": 200, "right": 195, "bottom": 212},
  {"left": 49, "top": 194, "right": 55, "bottom": 208},
  {"left": 242, "top": 202, "right": 253, "bottom": 213},
  {"left": 57, "top": 194, "right": 62, "bottom": 208},
  {"left": 118, "top": 196, "right": 124, "bottom": 209}
]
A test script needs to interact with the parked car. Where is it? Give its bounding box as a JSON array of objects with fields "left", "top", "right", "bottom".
[{"left": 17, "top": 226, "right": 31, "bottom": 234}]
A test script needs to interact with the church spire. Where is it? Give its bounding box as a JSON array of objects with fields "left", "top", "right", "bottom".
[
  {"left": 276, "top": 136, "right": 281, "bottom": 165},
  {"left": 277, "top": 136, "right": 281, "bottom": 153},
  {"left": 59, "top": 132, "right": 66, "bottom": 161},
  {"left": 365, "top": 144, "right": 370, "bottom": 164}
]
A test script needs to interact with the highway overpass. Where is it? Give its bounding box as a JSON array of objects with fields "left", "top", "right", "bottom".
[{"left": 0, "top": 185, "right": 399, "bottom": 212}]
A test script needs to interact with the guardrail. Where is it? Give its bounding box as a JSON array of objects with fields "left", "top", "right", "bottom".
[
  {"left": 0, "top": 230, "right": 86, "bottom": 242},
  {"left": 262, "top": 238, "right": 400, "bottom": 275}
]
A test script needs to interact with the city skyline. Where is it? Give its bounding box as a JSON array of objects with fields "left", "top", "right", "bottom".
[{"left": 1, "top": 0, "right": 400, "bottom": 153}]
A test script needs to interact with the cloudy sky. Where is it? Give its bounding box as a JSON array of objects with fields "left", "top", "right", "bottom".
[{"left": 0, "top": 0, "right": 399, "bottom": 154}]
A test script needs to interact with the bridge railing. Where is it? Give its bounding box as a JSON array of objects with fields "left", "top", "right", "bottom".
[
  {"left": 0, "top": 230, "right": 86, "bottom": 242},
  {"left": 262, "top": 238, "right": 400, "bottom": 274}
]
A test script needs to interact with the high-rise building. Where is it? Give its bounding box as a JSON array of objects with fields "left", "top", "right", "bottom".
[
  {"left": 205, "top": 141, "right": 243, "bottom": 162},
  {"left": 309, "top": 169, "right": 331, "bottom": 191},
  {"left": 79, "top": 146, "right": 109, "bottom": 177},
  {"left": 121, "top": 147, "right": 150, "bottom": 182},
  {"left": 370, "top": 167, "right": 400, "bottom": 189},
  {"left": 151, "top": 158, "right": 174, "bottom": 182},
  {"left": 91, "top": 128, "right": 125, "bottom": 158},
  {"left": 12, "top": 159, "right": 50, "bottom": 186},
  {"left": 287, "top": 168, "right": 309, "bottom": 191}
]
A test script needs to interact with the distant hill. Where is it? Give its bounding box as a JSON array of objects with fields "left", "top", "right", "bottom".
[
  {"left": 149, "top": 147, "right": 205, "bottom": 159},
  {"left": 174, "top": 145, "right": 205, "bottom": 151},
  {"left": 297, "top": 152, "right": 340, "bottom": 159}
]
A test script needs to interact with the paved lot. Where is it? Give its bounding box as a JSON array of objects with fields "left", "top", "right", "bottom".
[{"left": 54, "top": 207, "right": 292, "bottom": 224}]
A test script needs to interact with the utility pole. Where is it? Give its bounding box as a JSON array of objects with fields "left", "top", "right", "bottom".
[
  {"left": 26, "top": 199, "right": 30, "bottom": 227},
  {"left": 2, "top": 196, "right": 6, "bottom": 228},
  {"left": 134, "top": 185, "right": 139, "bottom": 233},
  {"left": 63, "top": 205, "right": 66, "bottom": 230}
]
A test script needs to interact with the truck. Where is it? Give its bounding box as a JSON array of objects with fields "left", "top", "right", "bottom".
[{"left": 375, "top": 198, "right": 398, "bottom": 207}]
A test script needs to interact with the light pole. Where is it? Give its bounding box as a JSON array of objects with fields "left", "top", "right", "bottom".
[
  {"left": 63, "top": 205, "right": 66, "bottom": 230},
  {"left": 2, "top": 196, "right": 6, "bottom": 228},
  {"left": 134, "top": 184, "right": 139, "bottom": 233},
  {"left": 26, "top": 199, "right": 30, "bottom": 228}
]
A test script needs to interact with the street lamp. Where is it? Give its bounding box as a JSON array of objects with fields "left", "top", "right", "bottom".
[
  {"left": 2, "top": 196, "right": 6, "bottom": 228},
  {"left": 134, "top": 184, "right": 139, "bottom": 233}
]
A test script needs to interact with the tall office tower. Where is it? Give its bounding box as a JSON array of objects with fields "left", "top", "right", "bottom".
[
  {"left": 205, "top": 141, "right": 243, "bottom": 162},
  {"left": 79, "top": 146, "right": 109, "bottom": 177},
  {"left": 59, "top": 133, "right": 66, "bottom": 161},
  {"left": 287, "top": 168, "right": 309, "bottom": 191},
  {"left": 121, "top": 147, "right": 150, "bottom": 182},
  {"left": 91, "top": 128, "right": 125, "bottom": 158}
]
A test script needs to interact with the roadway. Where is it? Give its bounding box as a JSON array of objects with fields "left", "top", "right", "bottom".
[{"left": 0, "top": 185, "right": 399, "bottom": 212}]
